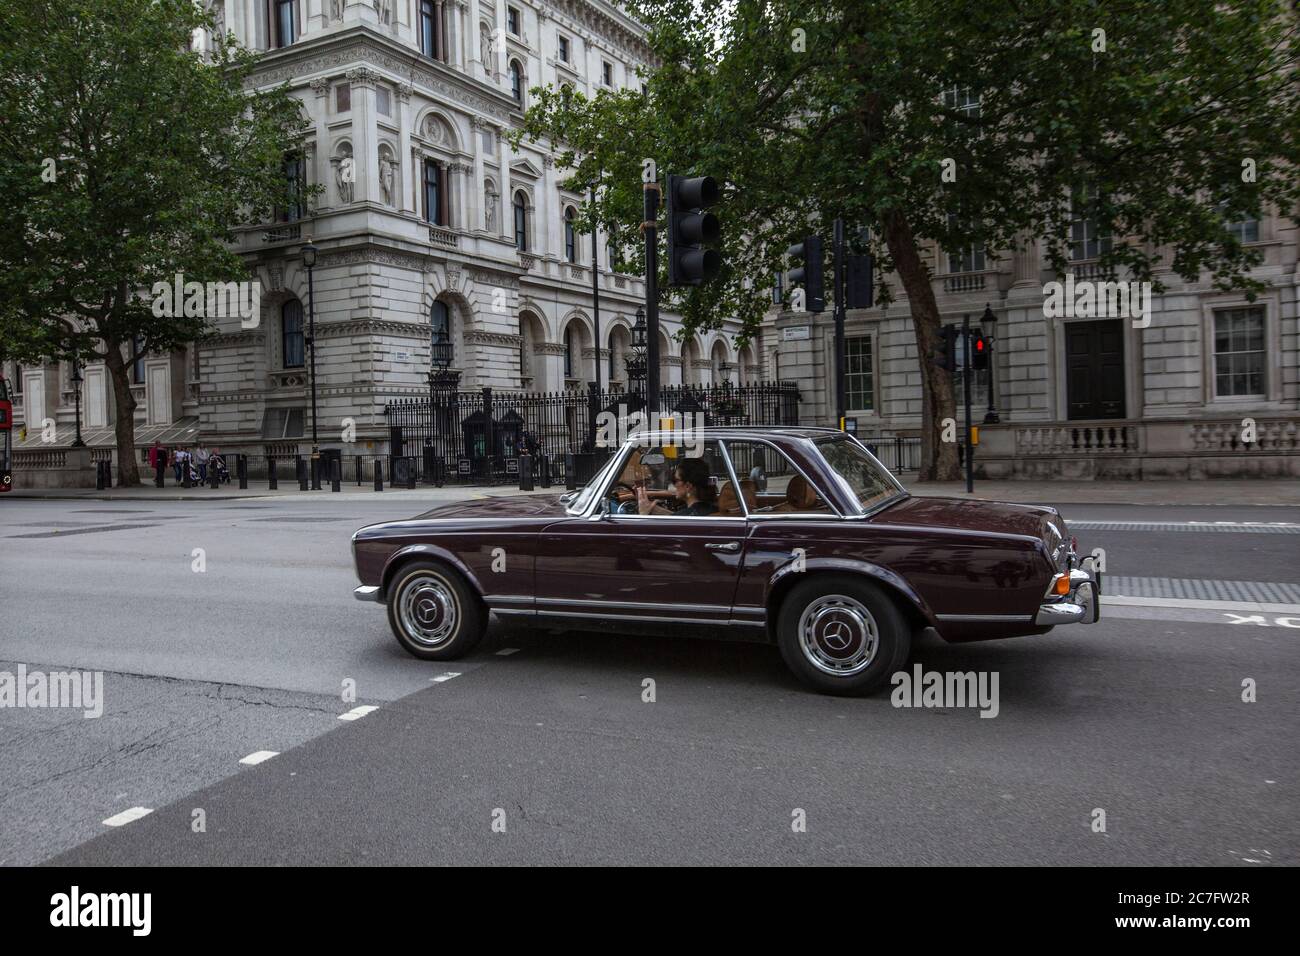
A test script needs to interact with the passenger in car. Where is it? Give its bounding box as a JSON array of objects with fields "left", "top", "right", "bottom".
[{"left": 637, "top": 457, "right": 719, "bottom": 516}]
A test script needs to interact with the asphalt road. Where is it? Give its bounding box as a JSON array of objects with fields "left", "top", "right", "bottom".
[{"left": 1, "top": 492, "right": 1297, "bottom": 866}]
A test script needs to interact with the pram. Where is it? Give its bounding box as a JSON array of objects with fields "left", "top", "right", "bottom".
[{"left": 208, "top": 454, "right": 231, "bottom": 485}]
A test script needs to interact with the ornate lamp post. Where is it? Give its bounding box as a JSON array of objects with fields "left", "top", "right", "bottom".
[
  {"left": 70, "top": 360, "right": 85, "bottom": 447},
  {"left": 624, "top": 306, "right": 648, "bottom": 401},
  {"left": 981, "top": 303, "right": 1001, "bottom": 425},
  {"left": 301, "top": 236, "right": 320, "bottom": 488}
]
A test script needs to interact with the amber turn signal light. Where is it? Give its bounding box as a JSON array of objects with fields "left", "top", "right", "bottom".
[{"left": 1053, "top": 574, "right": 1071, "bottom": 596}]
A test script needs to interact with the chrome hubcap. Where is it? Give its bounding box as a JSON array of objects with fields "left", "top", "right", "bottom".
[
  {"left": 798, "top": 594, "right": 879, "bottom": 677},
  {"left": 398, "top": 573, "right": 458, "bottom": 648}
]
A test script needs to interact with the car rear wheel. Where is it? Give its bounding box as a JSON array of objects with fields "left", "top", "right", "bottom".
[
  {"left": 386, "top": 560, "right": 484, "bottom": 661},
  {"left": 777, "top": 575, "right": 911, "bottom": 696}
]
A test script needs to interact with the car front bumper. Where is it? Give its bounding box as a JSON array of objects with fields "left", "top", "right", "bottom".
[
  {"left": 354, "top": 585, "right": 381, "bottom": 602},
  {"left": 1035, "top": 556, "right": 1101, "bottom": 626}
]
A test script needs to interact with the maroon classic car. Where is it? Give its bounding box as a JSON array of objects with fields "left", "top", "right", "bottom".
[{"left": 352, "top": 426, "right": 1099, "bottom": 695}]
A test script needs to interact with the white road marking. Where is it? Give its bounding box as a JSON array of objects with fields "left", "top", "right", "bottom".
[
  {"left": 1105, "top": 595, "right": 1300, "bottom": 615},
  {"left": 239, "top": 750, "right": 279, "bottom": 766},
  {"left": 495, "top": 647, "right": 520, "bottom": 656},
  {"left": 103, "top": 807, "right": 153, "bottom": 827},
  {"left": 430, "top": 671, "right": 462, "bottom": 683},
  {"left": 338, "top": 705, "right": 378, "bottom": 721}
]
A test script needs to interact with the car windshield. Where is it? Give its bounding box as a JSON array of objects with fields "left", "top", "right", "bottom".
[
  {"left": 815, "top": 437, "right": 905, "bottom": 514},
  {"left": 566, "top": 446, "right": 627, "bottom": 515}
]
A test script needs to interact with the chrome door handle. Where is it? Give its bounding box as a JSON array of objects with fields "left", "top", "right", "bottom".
[{"left": 705, "top": 541, "right": 740, "bottom": 552}]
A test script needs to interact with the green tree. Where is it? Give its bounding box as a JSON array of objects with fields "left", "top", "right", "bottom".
[
  {"left": 0, "top": 0, "right": 309, "bottom": 484},
  {"left": 516, "top": 0, "right": 1299, "bottom": 479}
]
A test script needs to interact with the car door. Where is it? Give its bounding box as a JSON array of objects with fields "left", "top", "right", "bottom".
[{"left": 537, "top": 440, "right": 748, "bottom": 625}]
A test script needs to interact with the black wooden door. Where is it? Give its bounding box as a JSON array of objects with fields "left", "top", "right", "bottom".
[{"left": 1066, "top": 320, "right": 1126, "bottom": 420}]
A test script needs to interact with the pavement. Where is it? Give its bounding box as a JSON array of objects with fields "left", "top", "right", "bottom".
[{"left": 1, "top": 491, "right": 1297, "bottom": 866}]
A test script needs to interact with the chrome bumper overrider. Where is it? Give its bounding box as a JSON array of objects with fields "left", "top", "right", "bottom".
[
  {"left": 354, "top": 585, "right": 381, "bottom": 602},
  {"left": 1035, "top": 554, "right": 1101, "bottom": 626}
]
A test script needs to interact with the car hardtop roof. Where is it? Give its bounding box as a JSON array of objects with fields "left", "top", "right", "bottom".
[{"left": 625, "top": 425, "right": 849, "bottom": 444}]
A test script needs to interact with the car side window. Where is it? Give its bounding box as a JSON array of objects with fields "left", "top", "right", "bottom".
[
  {"left": 603, "top": 440, "right": 732, "bottom": 517},
  {"left": 722, "top": 440, "right": 832, "bottom": 514}
]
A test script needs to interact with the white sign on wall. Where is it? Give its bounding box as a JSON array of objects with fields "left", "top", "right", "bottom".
[{"left": 782, "top": 326, "right": 811, "bottom": 341}]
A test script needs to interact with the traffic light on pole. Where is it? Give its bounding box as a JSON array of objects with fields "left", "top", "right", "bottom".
[
  {"left": 785, "top": 235, "right": 825, "bottom": 313},
  {"left": 931, "top": 325, "right": 959, "bottom": 372},
  {"left": 666, "top": 175, "right": 721, "bottom": 286},
  {"left": 970, "top": 330, "right": 989, "bottom": 370},
  {"left": 846, "top": 253, "right": 874, "bottom": 309}
]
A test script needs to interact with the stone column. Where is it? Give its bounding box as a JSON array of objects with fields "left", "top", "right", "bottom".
[
  {"left": 498, "top": 123, "right": 513, "bottom": 243},
  {"left": 470, "top": 116, "right": 489, "bottom": 232},
  {"left": 309, "top": 77, "right": 330, "bottom": 205},
  {"left": 346, "top": 67, "right": 378, "bottom": 205},
  {"left": 543, "top": 155, "right": 560, "bottom": 260},
  {"left": 451, "top": 162, "right": 473, "bottom": 232},
  {"left": 1011, "top": 233, "right": 1039, "bottom": 288},
  {"left": 494, "top": 0, "right": 508, "bottom": 89},
  {"left": 396, "top": 84, "right": 415, "bottom": 216}
]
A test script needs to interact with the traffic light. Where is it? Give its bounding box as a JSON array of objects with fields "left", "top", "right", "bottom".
[
  {"left": 846, "top": 253, "right": 874, "bottom": 309},
  {"left": 785, "top": 235, "right": 824, "bottom": 313},
  {"left": 666, "top": 174, "right": 721, "bottom": 286},
  {"left": 970, "top": 331, "right": 989, "bottom": 370},
  {"left": 931, "top": 325, "right": 959, "bottom": 372}
]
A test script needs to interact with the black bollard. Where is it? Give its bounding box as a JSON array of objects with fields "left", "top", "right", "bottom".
[
  {"left": 539, "top": 454, "right": 552, "bottom": 489},
  {"left": 268, "top": 456, "right": 278, "bottom": 490},
  {"left": 237, "top": 454, "right": 248, "bottom": 490},
  {"left": 209, "top": 461, "right": 220, "bottom": 489},
  {"left": 310, "top": 457, "right": 321, "bottom": 491},
  {"left": 406, "top": 457, "right": 416, "bottom": 490},
  {"left": 565, "top": 453, "right": 577, "bottom": 491},
  {"left": 95, "top": 460, "right": 105, "bottom": 491},
  {"left": 355, "top": 456, "right": 363, "bottom": 486},
  {"left": 297, "top": 456, "right": 307, "bottom": 491},
  {"left": 331, "top": 458, "right": 341, "bottom": 492},
  {"left": 519, "top": 453, "right": 534, "bottom": 491},
  {"left": 154, "top": 457, "right": 165, "bottom": 488},
  {"left": 373, "top": 458, "right": 383, "bottom": 492}
]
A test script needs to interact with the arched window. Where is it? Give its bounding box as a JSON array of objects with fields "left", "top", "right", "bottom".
[
  {"left": 430, "top": 300, "right": 451, "bottom": 346},
  {"left": 509, "top": 60, "right": 523, "bottom": 104},
  {"left": 272, "top": 0, "right": 295, "bottom": 49},
  {"left": 419, "top": 0, "right": 444, "bottom": 61},
  {"left": 564, "top": 207, "right": 577, "bottom": 263},
  {"left": 513, "top": 191, "right": 528, "bottom": 251},
  {"left": 424, "top": 159, "right": 446, "bottom": 226},
  {"left": 564, "top": 325, "right": 576, "bottom": 379},
  {"left": 282, "top": 299, "right": 304, "bottom": 369}
]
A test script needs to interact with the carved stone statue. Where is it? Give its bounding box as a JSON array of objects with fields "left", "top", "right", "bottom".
[
  {"left": 207, "top": 1, "right": 225, "bottom": 38},
  {"left": 331, "top": 0, "right": 346, "bottom": 22},
  {"left": 379, "top": 158, "right": 396, "bottom": 206},
  {"left": 485, "top": 191, "right": 498, "bottom": 232},
  {"left": 481, "top": 26, "right": 495, "bottom": 67},
  {"left": 335, "top": 157, "right": 354, "bottom": 204},
  {"left": 374, "top": 0, "right": 392, "bottom": 25}
]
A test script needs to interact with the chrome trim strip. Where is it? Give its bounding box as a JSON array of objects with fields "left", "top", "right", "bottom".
[
  {"left": 536, "top": 610, "right": 729, "bottom": 624},
  {"left": 353, "top": 585, "right": 381, "bottom": 602},
  {"left": 936, "top": 613, "right": 1034, "bottom": 623},
  {"left": 484, "top": 595, "right": 532, "bottom": 606},
  {"left": 534, "top": 597, "right": 733, "bottom": 613}
]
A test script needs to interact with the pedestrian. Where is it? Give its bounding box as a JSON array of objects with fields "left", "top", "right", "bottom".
[
  {"left": 174, "top": 447, "right": 189, "bottom": 484},
  {"left": 147, "top": 442, "right": 163, "bottom": 474},
  {"left": 195, "top": 442, "right": 211, "bottom": 484}
]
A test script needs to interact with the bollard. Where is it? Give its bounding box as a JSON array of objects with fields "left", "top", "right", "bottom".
[
  {"left": 538, "top": 454, "right": 552, "bottom": 489},
  {"left": 95, "top": 460, "right": 106, "bottom": 491},
  {"left": 154, "top": 457, "right": 164, "bottom": 488},
  {"left": 331, "top": 458, "right": 341, "bottom": 492},
  {"left": 565, "top": 453, "right": 577, "bottom": 491},
  {"left": 209, "top": 462, "right": 220, "bottom": 489},
  {"left": 297, "top": 456, "right": 308, "bottom": 491},
  {"left": 310, "top": 457, "right": 321, "bottom": 491},
  {"left": 355, "top": 456, "right": 363, "bottom": 486},
  {"left": 519, "top": 453, "right": 534, "bottom": 491},
  {"left": 374, "top": 458, "right": 383, "bottom": 492},
  {"left": 406, "top": 457, "right": 416, "bottom": 490},
  {"left": 268, "top": 456, "right": 278, "bottom": 490},
  {"left": 238, "top": 454, "right": 248, "bottom": 490}
]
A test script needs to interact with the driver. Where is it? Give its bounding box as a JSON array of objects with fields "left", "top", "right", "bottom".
[{"left": 637, "top": 457, "right": 719, "bottom": 517}]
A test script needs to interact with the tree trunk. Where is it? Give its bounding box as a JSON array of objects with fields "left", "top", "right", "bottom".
[
  {"left": 102, "top": 338, "right": 141, "bottom": 487},
  {"left": 881, "top": 208, "right": 961, "bottom": 482}
]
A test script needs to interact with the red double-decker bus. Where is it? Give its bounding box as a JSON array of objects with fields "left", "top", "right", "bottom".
[{"left": 0, "top": 375, "right": 12, "bottom": 493}]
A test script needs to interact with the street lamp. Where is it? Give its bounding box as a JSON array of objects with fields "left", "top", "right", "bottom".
[
  {"left": 301, "top": 236, "right": 320, "bottom": 488},
  {"left": 70, "top": 360, "right": 85, "bottom": 447},
  {"left": 981, "top": 303, "right": 1001, "bottom": 425},
  {"left": 625, "top": 306, "right": 648, "bottom": 399}
]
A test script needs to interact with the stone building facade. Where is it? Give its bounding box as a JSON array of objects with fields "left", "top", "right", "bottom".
[
  {"left": 767, "top": 210, "right": 1300, "bottom": 478},
  {"left": 5, "top": 0, "right": 760, "bottom": 473}
]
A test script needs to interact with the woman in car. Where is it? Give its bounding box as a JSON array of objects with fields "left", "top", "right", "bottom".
[{"left": 636, "top": 457, "right": 719, "bottom": 516}]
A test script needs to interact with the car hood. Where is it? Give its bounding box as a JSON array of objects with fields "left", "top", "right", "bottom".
[
  {"left": 870, "top": 495, "right": 1065, "bottom": 542},
  {"left": 407, "top": 493, "right": 573, "bottom": 521}
]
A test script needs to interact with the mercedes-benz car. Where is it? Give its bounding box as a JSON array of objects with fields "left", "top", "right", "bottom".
[{"left": 352, "top": 427, "right": 1099, "bottom": 695}]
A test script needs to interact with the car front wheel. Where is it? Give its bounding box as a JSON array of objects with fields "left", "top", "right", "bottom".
[
  {"left": 386, "top": 560, "right": 484, "bottom": 661},
  {"left": 777, "top": 575, "right": 911, "bottom": 696}
]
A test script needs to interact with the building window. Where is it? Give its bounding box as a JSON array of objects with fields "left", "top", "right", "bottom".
[
  {"left": 845, "top": 336, "right": 873, "bottom": 411},
  {"left": 608, "top": 338, "right": 616, "bottom": 382},
  {"left": 772, "top": 270, "right": 784, "bottom": 304},
  {"left": 602, "top": 61, "right": 613, "bottom": 86},
  {"left": 272, "top": 0, "right": 295, "bottom": 49},
  {"left": 335, "top": 83, "right": 350, "bottom": 112},
  {"left": 564, "top": 207, "right": 577, "bottom": 263},
  {"left": 513, "top": 191, "right": 528, "bottom": 251},
  {"left": 424, "top": 159, "right": 446, "bottom": 226},
  {"left": 509, "top": 60, "right": 523, "bottom": 104},
  {"left": 941, "top": 86, "right": 980, "bottom": 121},
  {"left": 282, "top": 299, "right": 304, "bottom": 368},
  {"left": 430, "top": 299, "right": 451, "bottom": 348},
  {"left": 564, "top": 326, "right": 576, "bottom": 378},
  {"left": 507, "top": 6, "right": 520, "bottom": 35},
  {"left": 376, "top": 86, "right": 391, "bottom": 116},
  {"left": 558, "top": 35, "right": 569, "bottom": 62},
  {"left": 1070, "top": 186, "right": 1111, "bottom": 261},
  {"left": 1214, "top": 307, "right": 1265, "bottom": 398},
  {"left": 12, "top": 364, "right": 22, "bottom": 394},
  {"left": 419, "top": 0, "right": 440, "bottom": 60},
  {"left": 279, "top": 152, "right": 305, "bottom": 222},
  {"left": 519, "top": 320, "right": 529, "bottom": 380},
  {"left": 1225, "top": 216, "right": 1260, "bottom": 244},
  {"left": 128, "top": 337, "right": 144, "bottom": 385}
]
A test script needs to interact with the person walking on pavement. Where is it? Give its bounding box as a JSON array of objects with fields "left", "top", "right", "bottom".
[
  {"left": 173, "top": 447, "right": 189, "bottom": 485},
  {"left": 195, "top": 442, "right": 211, "bottom": 484}
]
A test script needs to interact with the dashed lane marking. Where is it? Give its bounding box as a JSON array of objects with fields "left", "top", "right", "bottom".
[
  {"left": 239, "top": 750, "right": 279, "bottom": 766},
  {"left": 338, "top": 705, "right": 378, "bottom": 721},
  {"left": 103, "top": 807, "right": 153, "bottom": 827},
  {"left": 430, "top": 672, "right": 462, "bottom": 683},
  {"left": 495, "top": 648, "right": 520, "bottom": 656}
]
